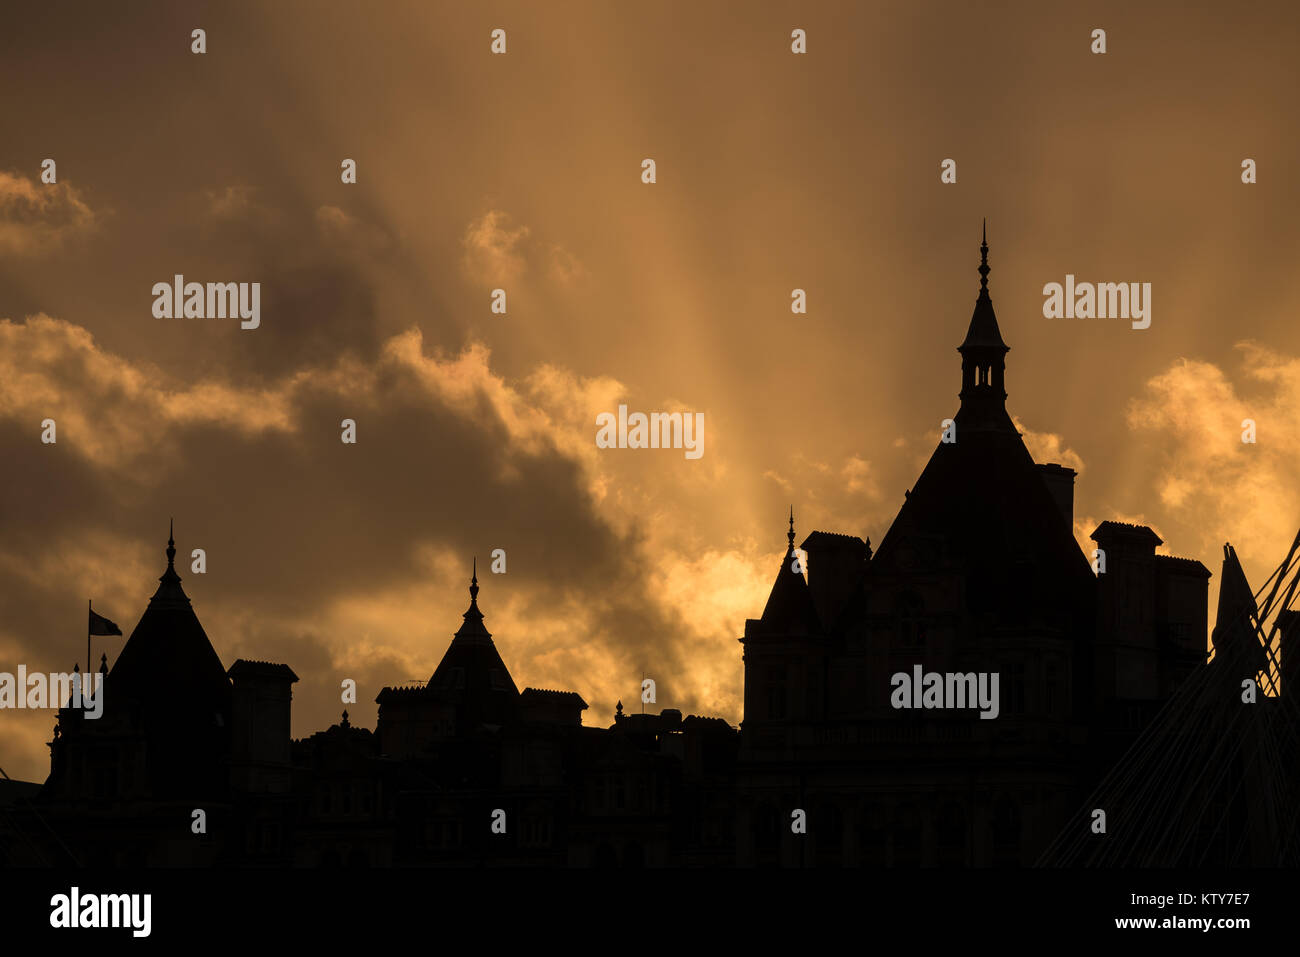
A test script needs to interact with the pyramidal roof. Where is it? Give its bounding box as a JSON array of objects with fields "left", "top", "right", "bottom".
[
  {"left": 1210, "top": 543, "right": 1266, "bottom": 675},
  {"left": 425, "top": 560, "right": 521, "bottom": 728},
  {"left": 755, "top": 509, "right": 821, "bottom": 634},
  {"left": 107, "top": 523, "right": 232, "bottom": 720},
  {"left": 1213, "top": 543, "right": 1257, "bottom": 638},
  {"left": 872, "top": 230, "right": 1095, "bottom": 622},
  {"left": 959, "top": 222, "right": 1009, "bottom": 353}
]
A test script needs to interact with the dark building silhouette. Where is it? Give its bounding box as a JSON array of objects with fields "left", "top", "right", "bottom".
[
  {"left": 7, "top": 227, "right": 1300, "bottom": 868},
  {"left": 736, "top": 229, "right": 1208, "bottom": 866}
]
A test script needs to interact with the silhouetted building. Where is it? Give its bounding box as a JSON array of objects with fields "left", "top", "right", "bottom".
[
  {"left": 737, "top": 229, "right": 1209, "bottom": 866},
  {"left": 14, "top": 227, "right": 1300, "bottom": 869}
]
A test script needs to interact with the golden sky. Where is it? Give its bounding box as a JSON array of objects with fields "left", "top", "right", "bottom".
[{"left": 2, "top": 0, "right": 1299, "bottom": 781}]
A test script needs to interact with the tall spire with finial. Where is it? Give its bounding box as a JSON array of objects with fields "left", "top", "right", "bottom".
[
  {"left": 421, "top": 556, "right": 518, "bottom": 712},
  {"left": 978, "top": 218, "right": 990, "bottom": 297},
  {"left": 158, "top": 518, "right": 183, "bottom": 588},
  {"left": 451, "top": 557, "right": 491, "bottom": 642},
  {"left": 756, "top": 506, "right": 820, "bottom": 631},
  {"left": 957, "top": 220, "right": 1011, "bottom": 426}
]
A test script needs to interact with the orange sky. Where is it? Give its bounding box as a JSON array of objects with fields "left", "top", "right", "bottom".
[{"left": 2, "top": 0, "right": 1299, "bottom": 782}]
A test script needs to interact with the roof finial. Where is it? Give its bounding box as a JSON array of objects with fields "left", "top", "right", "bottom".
[
  {"left": 166, "top": 517, "right": 176, "bottom": 569},
  {"left": 978, "top": 220, "right": 990, "bottom": 297},
  {"left": 469, "top": 557, "right": 479, "bottom": 603},
  {"left": 788, "top": 506, "right": 796, "bottom": 549}
]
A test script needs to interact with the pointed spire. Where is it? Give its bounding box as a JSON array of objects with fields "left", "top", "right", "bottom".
[
  {"left": 451, "top": 558, "right": 491, "bottom": 643},
  {"left": 959, "top": 221, "right": 1009, "bottom": 363},
  {"left": 1212, "top": 543, "right": 1263, "bottom": 674},
  {"left": 158, "top": 518, "right": 182, "bottom": 587},
  {"left": 99, "top": 653, "right": 108, "bottom": 676},
  {"left": 978, "top": 219, "right": 990, "bottom": 298},
  {"left": 758, "top": 507, "right": 820, "bottom": 632}
]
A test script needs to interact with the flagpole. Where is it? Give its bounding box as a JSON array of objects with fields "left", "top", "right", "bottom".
[{"left": 87, "top": 599, "right": 92, "bottom": 675}]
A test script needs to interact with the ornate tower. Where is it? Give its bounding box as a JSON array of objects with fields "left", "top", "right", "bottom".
[{"left": 956, "top": 222, "right": 1013, "bottom": 432}]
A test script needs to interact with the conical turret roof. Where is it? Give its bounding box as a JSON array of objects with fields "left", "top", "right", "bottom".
[
  {"left": 107, "top": 523, "right": 232, "bottom": 720},
  {"left": 755, "top": 509, "right": 821, "bottom": 635}
]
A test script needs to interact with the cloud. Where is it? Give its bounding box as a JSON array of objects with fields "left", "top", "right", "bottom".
[
  {"left": 0, "top": 315, "right": 293, "bottom": 477},
  {"left": 1118, "top": 342, "right": 1300, "bottom": 643},
  {"left": 548, "top": 244, "right": 588, "bottom": 285},
  {"left": 460, "top": 210, "right": 587, "bottom": 290},
  {"left": 314, "top": 204, "right": 390, "bottom": 256},
  {"left": 1126, "top": 343, "right": 1299, "bottom": 568},
  {"left": 1014, "top": 415, "right": 1086, "bottom": 475},
  {"left": 762, "top": 453, "right": 880, "bottom": 504},
  {"left": 1072, "top": 513, "right": 1172, "bottom": 562},
  {"left": 0, "top": 312, "right": 744, "bottom": 780},
  {"left": 762, "top": 469, "right": 792, "bottom": 493},
  {"left": 0, "top": 170, "right": 97, "bottom": 255},
  {"left": 842, "top": 455, "right": 877, "bottom": 497},
  {"left": 461, "top": 210, "right": 531, "bottom": 285},
  {"left": 205, "top": 185, "right": 261, "bottom": 222}
]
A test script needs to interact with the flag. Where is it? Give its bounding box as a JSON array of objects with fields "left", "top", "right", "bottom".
[{"left": 88, "top": 608, "right": 122, "bottom": 637}]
